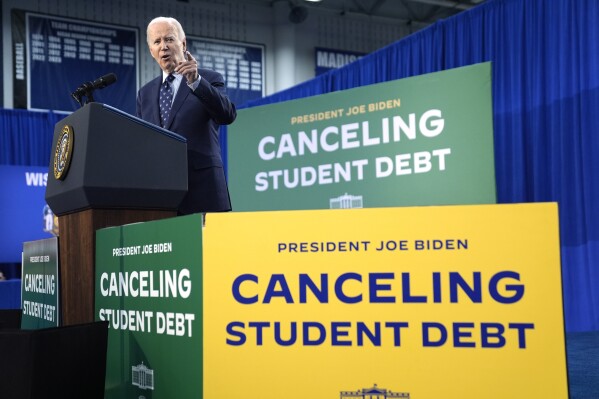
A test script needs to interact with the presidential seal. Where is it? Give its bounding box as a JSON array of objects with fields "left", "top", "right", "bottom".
[{"left": 53, "top": 125, "right": 74, "bottom": 180}]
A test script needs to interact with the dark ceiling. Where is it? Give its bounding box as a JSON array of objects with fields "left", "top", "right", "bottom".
[{"left": 237, "top": 0, "right": 485, "bottom": 25}]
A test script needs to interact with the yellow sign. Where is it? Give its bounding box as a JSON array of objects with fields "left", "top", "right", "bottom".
[{"left": 203, "top": 203, "right": 567, "bottom": 399}]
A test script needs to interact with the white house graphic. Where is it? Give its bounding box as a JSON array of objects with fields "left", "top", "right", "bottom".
[
  {"left": 132, "top": 362, "right": 154, "bottom": 390},
  {"left": 330, "top": 193, "right": 363, "bottom": 209},
  {"left": 340, "top": 383, "right": 410, "bottom": 398}
]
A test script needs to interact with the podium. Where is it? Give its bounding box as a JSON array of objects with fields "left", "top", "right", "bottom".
[{"left": 45, "top": 103, "right": 188, "bottom": 325}]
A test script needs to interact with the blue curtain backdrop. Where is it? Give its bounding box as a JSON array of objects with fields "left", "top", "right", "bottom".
[
  {"left": 1, "top": 0, "right": 598, "bottom": 332},
  {"left": 0, "top": 108, "right": 62, "bottom": 166},
  {"left": 239, "top": 0, "right": 599, "bottom": 332}
]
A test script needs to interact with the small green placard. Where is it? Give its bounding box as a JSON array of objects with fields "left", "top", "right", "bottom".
[
  {"left": 21, "top": 237, "right": 60, "bottom": 329},
  {"left": 95, "top": 214, "right": 203, "bottom": 399}
]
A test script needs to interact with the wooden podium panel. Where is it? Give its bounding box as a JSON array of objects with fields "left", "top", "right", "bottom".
[{"left": 59, "top": 209, "right": 176, "bottom": 325}]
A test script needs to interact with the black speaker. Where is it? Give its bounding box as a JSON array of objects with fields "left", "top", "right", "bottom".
[
  {"left": 0, "top": 321, "right": 109, "bottom": 399},
  {"left": 289, "top": 6, "right": 308, "bottom": 23},
  {"left": 0, "top": 309, "right": 22, "bottom": 329}
]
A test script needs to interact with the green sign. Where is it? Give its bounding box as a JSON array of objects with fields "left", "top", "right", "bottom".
[
  {"left": 95, "top": 214, "right": 203, "bottom": 399},
  {"left": 228, "top": 62, "right": 496, "bottom": 211},
  {"left": 21, "top": 237, "right": 60, "bottom": 329}
]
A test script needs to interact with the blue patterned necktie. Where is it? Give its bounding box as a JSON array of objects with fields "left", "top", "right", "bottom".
[{"left": 159, "top": 74, "right": 175, "bottom": 127}]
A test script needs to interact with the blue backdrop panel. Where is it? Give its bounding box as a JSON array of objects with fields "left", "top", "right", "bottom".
[
  {"left": 0, "top": 107, "right": 61, "bottom": 166},
  {"left": 0, "top": 280, "right": 22, "bottom": 309},
  {"left": 0, "top": 166, "right": 54, "bottom": 263},
  {"left": 25, "top": 13, "right": 138, "bottom": 114},
  {"left": 186, "top": 36, "right": 264, "bottom": 107}
]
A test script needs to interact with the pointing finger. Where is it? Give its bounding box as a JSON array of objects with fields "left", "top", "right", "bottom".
[{"left": 185, "top": 51, "right": 196, "bottom": 62}]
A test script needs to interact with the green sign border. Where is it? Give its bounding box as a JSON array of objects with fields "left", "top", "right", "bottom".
[
  {"left": 95, "top": 214, "right": 203, "bottom": 399},
  {"left": 229, "top": 62, "right": 496, "bottom": 211}
]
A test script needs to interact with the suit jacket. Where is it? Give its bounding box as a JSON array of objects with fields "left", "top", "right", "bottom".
[{"left": 136, "top": 68, "right": 236, "bottom": 214}]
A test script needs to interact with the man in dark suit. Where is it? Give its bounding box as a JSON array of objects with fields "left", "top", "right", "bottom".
[{"left": 136, "top": 17, "right": 236, "bottom": 215}]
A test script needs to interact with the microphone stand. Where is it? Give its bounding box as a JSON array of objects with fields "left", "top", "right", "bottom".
[
  {"left": 71, "top": 86, "right": 95, "bottom": 108},
  {"left": 71, "top": 74, "right": 116, "bottom": 108}
]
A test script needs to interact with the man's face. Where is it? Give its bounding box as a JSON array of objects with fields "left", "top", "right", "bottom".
[{"left": 147, "top": 21, "right": 186, "bottom": 73}]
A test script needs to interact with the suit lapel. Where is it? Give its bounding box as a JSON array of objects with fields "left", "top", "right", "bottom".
[
  {"left": 165, "top": 77, "right": 191, "bottom": 130},
  {"left": 148, "top": 76, "right": 162, "bottom": 126}
]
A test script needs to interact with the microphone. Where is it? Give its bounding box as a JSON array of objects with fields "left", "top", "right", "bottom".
[
  {"left": 71, "top": 73, "right": 117, "bottom": 105},
  {"left": 91, "top": 73, "right": 117, "bottom": 90}
]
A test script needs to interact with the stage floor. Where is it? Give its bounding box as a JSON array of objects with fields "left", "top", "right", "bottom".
[
  {"left": 1, "top": 279, "right": 597, "bottom": 398},
  {"left": 567, "top": 331, "right": 599, "bottom": 398}
]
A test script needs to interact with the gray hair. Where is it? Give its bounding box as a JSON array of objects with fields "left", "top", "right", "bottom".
[{"left": 146, "top": 17, "right": 185, "bottom": 45}]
